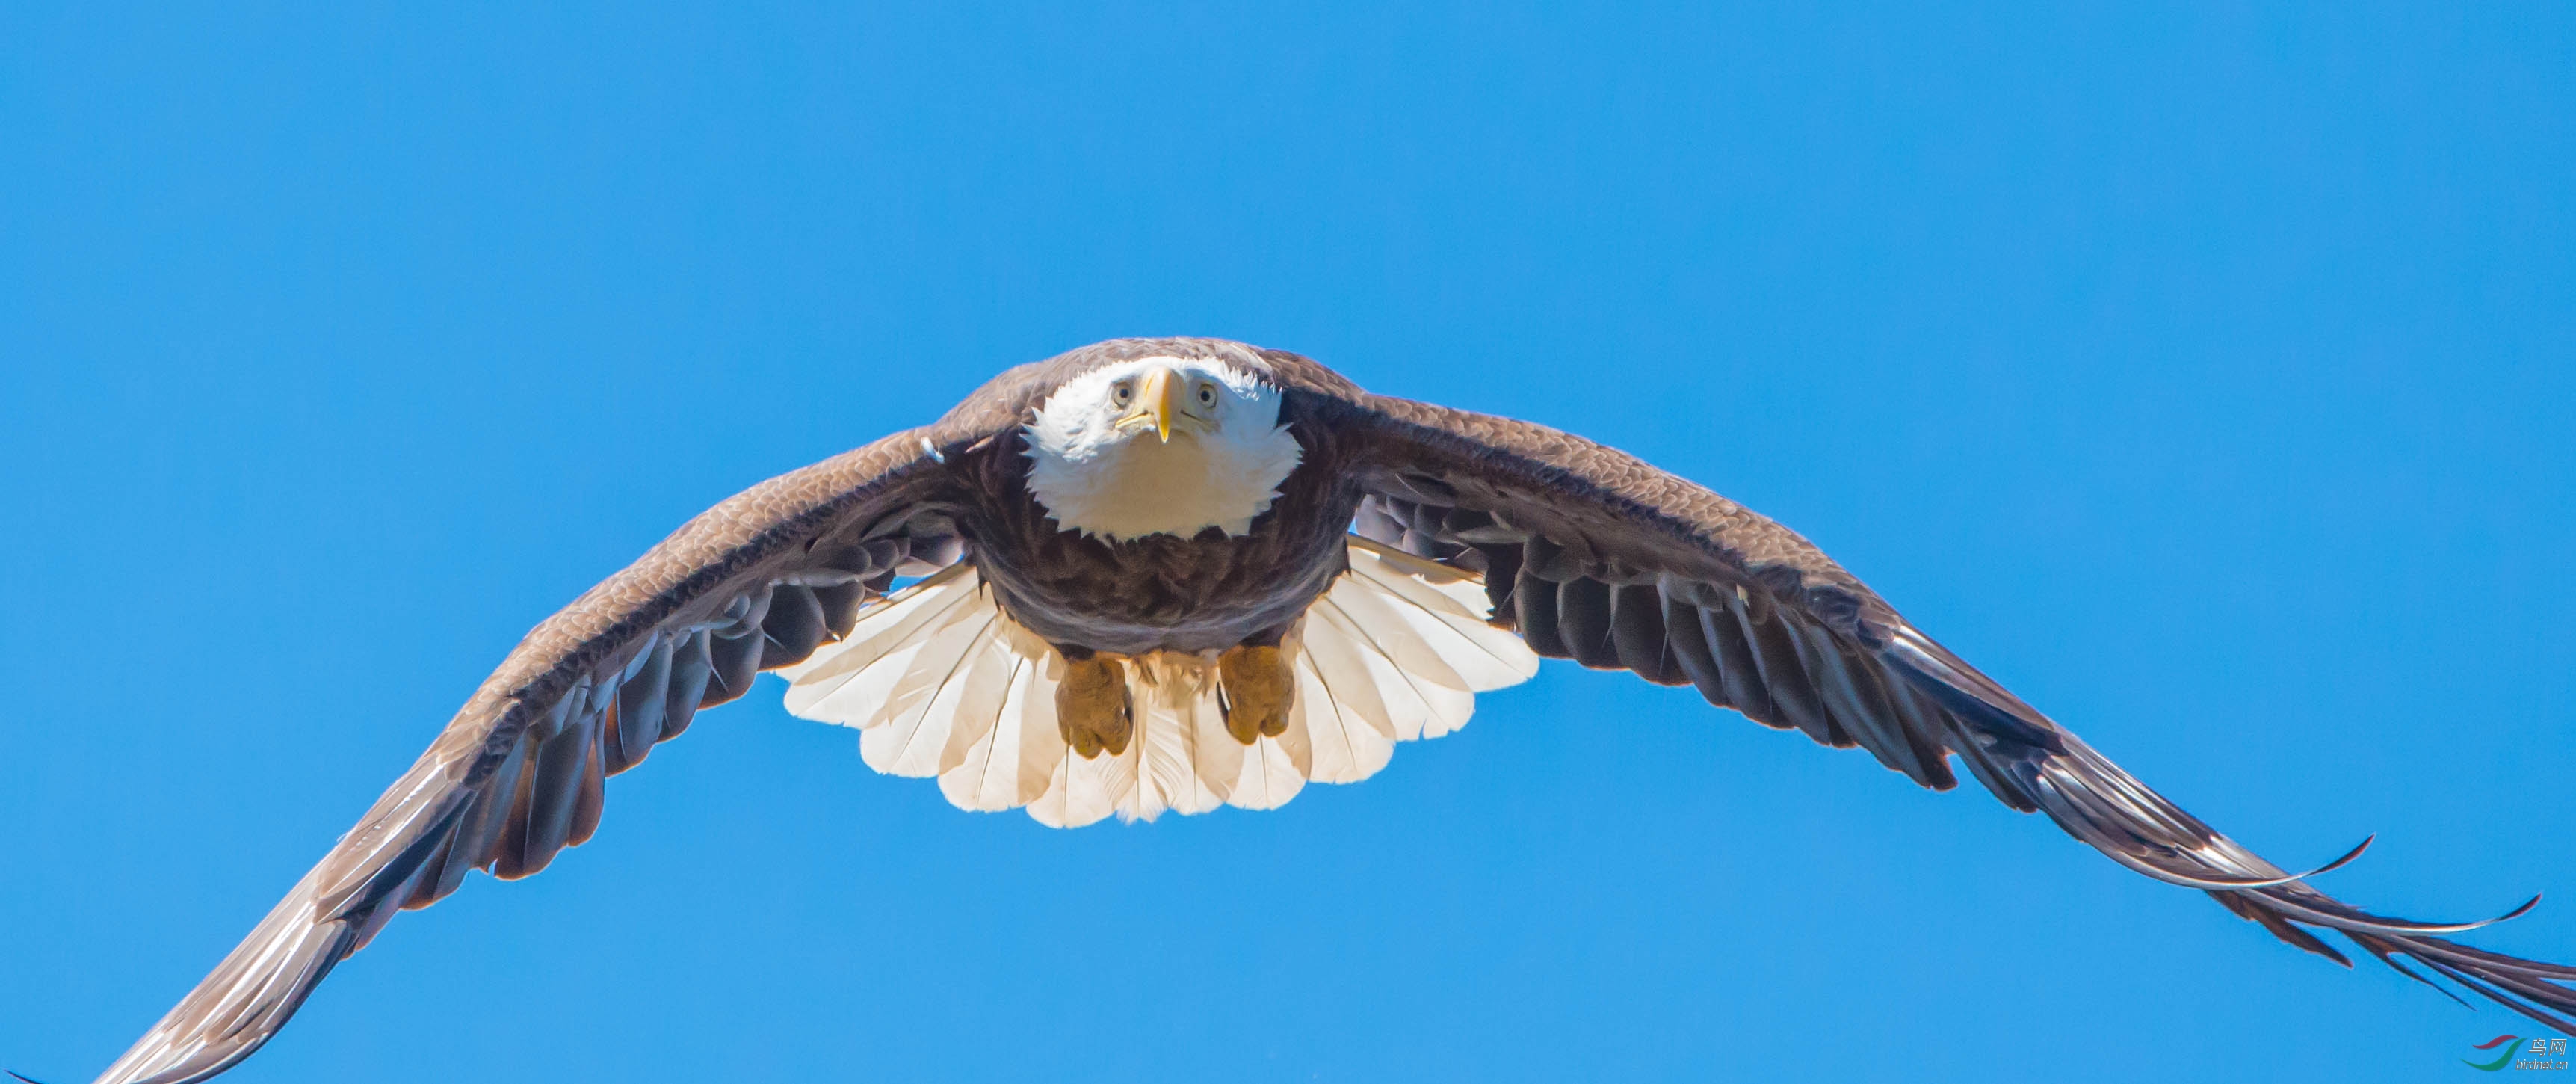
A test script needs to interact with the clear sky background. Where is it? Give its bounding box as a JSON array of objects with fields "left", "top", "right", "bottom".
[{"left": 4, "top": 5, "right": 2571, "bottom": 1083}]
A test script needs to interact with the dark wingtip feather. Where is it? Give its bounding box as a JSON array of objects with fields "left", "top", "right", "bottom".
[
  {"left": 2308, "top": 834, "right": 2373, "bottom": 878},
  {"left": 2349, "top": 934, "right": 2476, "bottom": 1008},
  {"left": 1879, "top": 620, "right": 2576, "bottom": 1037},
  {"left": 2213, "top": 889, "right": 2352, "bottom": 965},
  {"left": 2496, "top": 893, "right": 2543, "bottom": 924}
]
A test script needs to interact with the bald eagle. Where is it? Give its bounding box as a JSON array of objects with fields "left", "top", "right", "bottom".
[{"left": 89, "top": 339, "right": 2573, "bottom": 1083}]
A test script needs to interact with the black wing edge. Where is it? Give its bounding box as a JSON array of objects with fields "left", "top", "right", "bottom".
[
  {"left": 1355, "top": 479, "right": 2576, "bottom": 1036},
  {"left": 1884, "top": 625, "right": 2576, "bottom": 1032}
]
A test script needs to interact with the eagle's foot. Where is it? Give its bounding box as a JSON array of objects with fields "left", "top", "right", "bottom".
[
  {"left": 1057, "top": 654, "right": 1132, "bottom": 758},
  {"left": 1217, "top": 644, "right": 1294, "bottom": 745}
]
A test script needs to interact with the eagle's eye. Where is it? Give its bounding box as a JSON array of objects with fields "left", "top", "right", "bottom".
[
  {"left": 1196, "top": 383, "right": 1219, "bottom": 408},
  {"left": 1111, "top": 382, "right": 1133, "bottom": 407}
]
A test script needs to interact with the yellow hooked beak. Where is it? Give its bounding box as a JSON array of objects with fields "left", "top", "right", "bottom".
[{"left": 1127, "top": 366, "right": 1182, "bottom": 443}]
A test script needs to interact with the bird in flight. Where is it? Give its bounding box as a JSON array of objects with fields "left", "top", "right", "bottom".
[{"left": 85, "top": 338, "right": 2573, "bottom": 1083}]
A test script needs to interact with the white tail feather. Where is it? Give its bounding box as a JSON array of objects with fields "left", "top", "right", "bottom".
[{"left": 775, "top": 535, "right": 1540, "bottom": 825}]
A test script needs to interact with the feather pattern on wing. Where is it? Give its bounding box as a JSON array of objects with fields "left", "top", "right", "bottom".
[
  {"left": 1339, "top": 391, "right": 2576, "bottom": 1035},
  {"left": 85, "top": 384, "right": 1036, "bottom": 1083}
]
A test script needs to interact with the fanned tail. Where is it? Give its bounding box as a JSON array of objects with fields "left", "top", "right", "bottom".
[{"left": 774, "top": 536, "right": 1539, "bottom": 825}]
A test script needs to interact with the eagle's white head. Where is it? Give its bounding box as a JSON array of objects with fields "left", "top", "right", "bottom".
[{"left": 1023, "top": 356, "right": 1304, "bottom": 541}]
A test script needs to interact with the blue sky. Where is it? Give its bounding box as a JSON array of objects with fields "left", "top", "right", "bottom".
[{"left": 3, "top": 4, "right": 2570, "bottom": 1082}]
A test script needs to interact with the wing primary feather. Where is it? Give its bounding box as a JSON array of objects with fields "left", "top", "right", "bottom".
[
  {"left": 1943, "top": 714, "right": 2040, "bottom": 812},
  {"left": 566, "top": 723, "right": 606, "bottom": 848},
  {"left": 1660, "top": 590, "right": 1731, "bottom": 709},
  {"left": 1728, "top": 597, "right": 1838, "bottom": 746},
  {"left": 328, "top": 794, "right": 471, "bottom": 923},
  {"left": 1850, "top": 644, "right": 1952, "bottom": 786},
  {"left": 339, "top": 802, "right": 464, "bottom": 952},
  {"left": 492, "top": 736, "right": 539, "bottom": 880},
  {"left": 703, "top": 627, "right": 762, "bottom": 707},
  {"left": 397, "top": 828, "right": 458, "bottom": 913},
  {"left": 1513, "top": 569, "right": 1569, "bottom": 658},
  {"left": 506, "top": 711, "right": 596, "bottom": 880},
  {"left": 1608, "top": 583, "right": 1681, "bottom": 683},
  {"left": 597, "top": 700, "right": 632, "bottom": 778},
  {"left": 1554, "top": 577, "right": 1617, "bottom": 669},
  {"left": 1474, "top": 543, "right": 1523, "bottom": 626},
  {"left": 813, "top": 581, "right": 868, "bottom": 640},
  {"left": 759, "top": 585, "right": 827, "bottom": 669},
  {"left": 1520, "top": 536, "right": 1577, "bottom": 582},
  {"left": 660, "top": 631, "right": 714, "bottom": 740},
  {"left": 1696, "top": 602, "right": 1779, "bottom": 726},
  {"left": 1799, "top": 626, "right": 1935, "bottom": 783},
  {"left": 1879, "top": 672, "right": 1963, "bottom": 791},
  {"left": 433, "top": 728, "right": 533, "bottom": 896},
  {"left": 2214, "top": 889, "right": 2353, "bottom": 964},
  {"left": 609, "top": 636, "right": 673, "bottom": 774},
  {"left": 2345, "top": 936, "right": 2473, "bottom": 1006}
]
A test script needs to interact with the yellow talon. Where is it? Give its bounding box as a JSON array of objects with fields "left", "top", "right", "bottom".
[
  {"left": 1218, "top": 644, "right": 1295, "bottom": 745},
  {"left": 1057, "top": 654, "right": 1132, "bottom": 758}
]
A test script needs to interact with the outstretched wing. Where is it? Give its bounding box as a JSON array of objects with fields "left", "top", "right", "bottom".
[
  {"left": 86, "top": 410, "right": 1019, "bottom": 1084},
  {"left": 1335, "top": 390, "right": 2576, "bottom": 1033}
]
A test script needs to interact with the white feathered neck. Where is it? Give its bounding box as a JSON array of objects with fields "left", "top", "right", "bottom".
[{"left": 1022, "top": 357, "right": 1303, "bottom": 541}]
